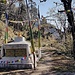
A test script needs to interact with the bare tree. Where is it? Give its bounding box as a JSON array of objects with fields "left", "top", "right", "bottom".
[{"left": 60, "top": 0, "right": 75, "bottom": 59}]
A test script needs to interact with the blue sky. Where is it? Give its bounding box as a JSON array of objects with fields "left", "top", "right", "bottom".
[
  {"left": 32, "top": 0, "right": 75, "bottom": 31},
  {"left": 15, "top": 0, "right": 75, "bottom": 30},
  {"left": 33, "top": 0, "right": 75, "bottom": 17},
  {"left": 16, "top": 0, "right": 75, "bottom": 17},
  {"left": 33, "top": 0, "right": 62, "bottom": 17}
]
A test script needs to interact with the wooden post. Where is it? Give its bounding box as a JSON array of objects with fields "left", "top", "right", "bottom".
[
  {"left": 38, "top": 5, "right": 41, "bottom": 59},
  {"left": 25, "top": 0, "right": 36, "bottom": 69},
  {"left": 5, "top": 1, "right": 8, "bottom": 44}
]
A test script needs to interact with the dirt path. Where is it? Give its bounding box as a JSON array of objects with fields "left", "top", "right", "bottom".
[
  {"left": 0, "top": 48, "right": 75, "bottom": 75},
  {"left": 27, "top": 49, "right": 75, "bottom": 75}
]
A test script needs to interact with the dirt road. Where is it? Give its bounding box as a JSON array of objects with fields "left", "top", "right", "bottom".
[{"left": 0, "top": 47, "right": 75, "bottom": 75}]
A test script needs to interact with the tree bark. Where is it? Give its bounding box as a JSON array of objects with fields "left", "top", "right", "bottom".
[{"left": 61, "top": 0, "right": 75, "bottom": 59}]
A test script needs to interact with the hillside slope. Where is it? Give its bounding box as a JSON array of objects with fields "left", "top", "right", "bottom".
[
  {"left": 0, "top": 21, "right": 72, "bottom": 53},
  {"left": 0, "top": 21, "right": 16, "bottom": 45}
]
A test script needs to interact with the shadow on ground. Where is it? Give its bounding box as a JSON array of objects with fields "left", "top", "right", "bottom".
[{"left": 40, "top": 49, "right": 75, "bottom": 75}]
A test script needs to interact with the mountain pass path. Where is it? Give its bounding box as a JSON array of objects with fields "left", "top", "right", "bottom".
[{"left": 0, "top": 47, "right": 75, "bottom": 75}]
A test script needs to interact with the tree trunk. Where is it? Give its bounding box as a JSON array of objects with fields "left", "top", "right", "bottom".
[{"left": 61, "top": 0, "right": 75, "bottom": 59}]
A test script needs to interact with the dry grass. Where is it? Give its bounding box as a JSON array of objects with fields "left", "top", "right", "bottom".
[
  {"left": 0, "top": 21, "right": 16, "bottom": 45},
  {"left": 0, "top": 21, "right": 73, "bottom": 54}
]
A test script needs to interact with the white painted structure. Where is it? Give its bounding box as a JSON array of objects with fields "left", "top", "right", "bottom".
[{"left": 0, "top": 36, "right": 38, "bottom": 69}]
